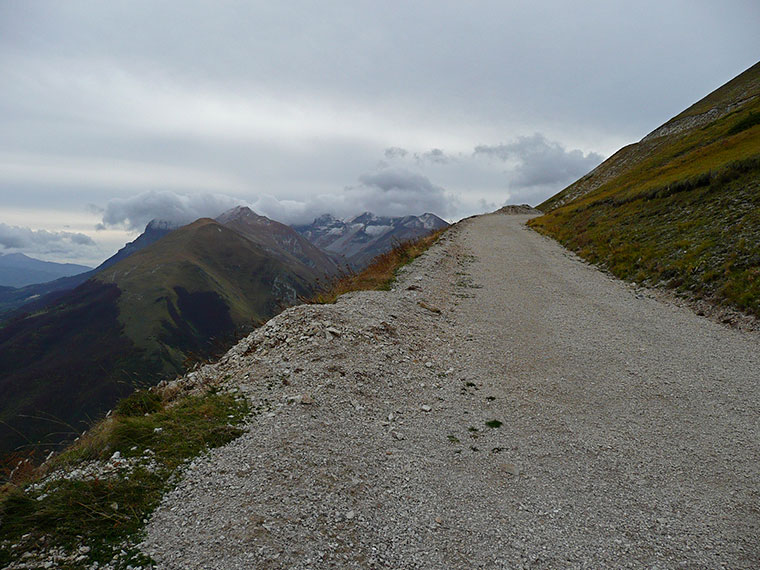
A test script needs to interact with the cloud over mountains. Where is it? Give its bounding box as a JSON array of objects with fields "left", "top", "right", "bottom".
[
  {"left": 97, "top": 191, "right": 244, "bottom": 231},
  {"left": 97, "top": 166, "right": 455, "bottom": 232},
  {"left": 474, "top": 134, "right": 605, "bottom": 189},
  {"left": 97, "top": 132, "right": 600, "bottom": 233},
  {"left": 0, "top": 223, "right": 96, "bottom": 259}
]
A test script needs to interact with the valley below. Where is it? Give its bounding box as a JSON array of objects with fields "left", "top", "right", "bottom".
[{"left": 137, "top": 212, "right": 759, "bottom": 568}]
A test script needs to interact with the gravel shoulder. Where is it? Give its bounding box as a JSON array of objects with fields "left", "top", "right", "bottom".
[{"left": 140, "top": 213, "right": 760, "bottom": 569}]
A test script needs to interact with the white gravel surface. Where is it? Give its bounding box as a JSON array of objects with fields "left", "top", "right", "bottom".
[{"left": 140, "top": 213, "right": 760, "bottom": 569}]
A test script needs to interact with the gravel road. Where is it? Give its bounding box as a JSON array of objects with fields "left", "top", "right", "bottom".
[{"left": 141, "top": 213, "right": 760, "bottom": 569}]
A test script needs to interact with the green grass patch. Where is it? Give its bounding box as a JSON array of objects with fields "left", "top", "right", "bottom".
[
  {"left": 727, "top": 111, "right": 760, "bottom": 136},
  {"left": 0, "top": 388, "right": 249, "bottom": 567},
  {"left": 485, "top": 420, "right": 503, "bottom": 429},
  {"left": 531, "top": 157, "right": 760, "bottom": 316}
]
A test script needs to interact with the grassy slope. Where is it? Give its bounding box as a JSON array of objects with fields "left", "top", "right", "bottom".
[
  {"left": 95, "top": 219, "right": 319, "bottom": 373},
  {"left": 530, "top": 62, "right": 760, "bottom": 316},
  {"left": 0, "top": 281, "right": 160, "bottom": 455},
  {"left": 0, "top": 387, "right": 249, "bottom": 568},
  {"left": 0, "top": 219, "right": 320, "bottom": 457}
]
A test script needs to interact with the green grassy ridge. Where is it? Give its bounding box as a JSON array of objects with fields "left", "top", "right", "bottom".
[
  {"left": 530, "top": 65, "right": 760, "bottom": 317},
  {"left": 97, "top": 219, "right": 318, "bottom": 362},
  {"left": 0, "top": 388, "right": 250, "bottom": 568},
  {"left": 661, "top": 62, "right": 760, "bottom": 122},
  {"left": 531, "top": 161, "right": 760, "bottom": 315},
  {"left": 540, "top": 92, "right": 760, "bottom": 213},
  {"left": 0, "top": 218, "right": 321, "bottom": 459}
]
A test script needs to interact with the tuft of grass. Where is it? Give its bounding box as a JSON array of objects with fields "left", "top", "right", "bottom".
[
  {"left": 309, "top": 229, "right": 447, "bottom": 304},
  {"left": 0, "top": 386, "right": 248, "bottom": 566},
  {"left": 113, "top": 389, "right": 163, "bottom": 417},
  {"left": 485, "top": 420, "right": 503, "bottom": 429}
]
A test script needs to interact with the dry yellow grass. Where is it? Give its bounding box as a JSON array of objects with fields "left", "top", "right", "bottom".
[{"left": 309, "top": 229, "right": 447, "bottom": 304}]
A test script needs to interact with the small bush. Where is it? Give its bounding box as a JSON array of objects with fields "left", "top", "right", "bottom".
[
  {"left": 727, "top": 111, "right": 760, "bottom": 136},
  {"left": 113, "top": 389, "right": 163, "bottom": 417}
]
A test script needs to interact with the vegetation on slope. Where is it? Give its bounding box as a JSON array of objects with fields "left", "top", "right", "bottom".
[
  {"left": 530, "top": 62, "right": 760, "bottom": 316},
  {"left": 0, "top": 218, "right": 320, "bottom": 458},
  {"left": 0, "top": 281, "right": 162, "bottom": 456},
  {"left": 0, "top": 384, "right": 249, "bottom": 568}
]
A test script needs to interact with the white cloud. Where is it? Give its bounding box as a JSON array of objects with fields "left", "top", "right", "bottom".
[
  {"left": 0, "top": 223, "right": 97, "bottom": 259},
  {"left": 0, "top": 152, "right": 248, "bottom": 193},
  {"left": 100, "top": 191, "right": 246, "bottom": 230},
  {"left": 474, "top": 134, "right": 604, "bottom": 189}
]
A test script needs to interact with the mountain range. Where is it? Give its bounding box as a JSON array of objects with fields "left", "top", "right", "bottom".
[
  {"left": 294, "top": 212, "right": 448, "bottom": 269},
  {"left": 0, "top": 207, "right": 445, "bottom": 456},
  {"left": 0, "top": 253, "right": 91, "bottom": 288},
  {"left": 530, "top": 60, "right": 760, "bottom": 317}
]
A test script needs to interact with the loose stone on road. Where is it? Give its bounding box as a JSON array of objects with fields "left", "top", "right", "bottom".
[{"left": 141, "top": 213, "right": 760, "bottom": 569}]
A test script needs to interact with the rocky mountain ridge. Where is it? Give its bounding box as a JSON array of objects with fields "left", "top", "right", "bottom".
[{"left": 294, "top": 211, "right": 449, "bottom": 269}]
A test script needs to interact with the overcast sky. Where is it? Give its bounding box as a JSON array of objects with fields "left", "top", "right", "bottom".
[{"left": 1, "top": 1, "right": 758, "bottom": 265}]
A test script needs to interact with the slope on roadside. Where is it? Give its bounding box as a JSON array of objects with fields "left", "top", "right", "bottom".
[{"left": 530, "top": 61, "right": 760, "bottom": 317}]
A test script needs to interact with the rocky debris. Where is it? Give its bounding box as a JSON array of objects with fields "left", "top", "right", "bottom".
[
  {"left": 24, "top": 447, "right": 159, "bottom": 495},
  {"left": 136, "top": 214, "right": 759, "bottom": 569},
  {"left": 495, "top": 204, "right": 541, "bottom": 215}
]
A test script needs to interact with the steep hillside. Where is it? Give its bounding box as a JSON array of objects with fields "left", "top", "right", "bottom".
[
  {"left": 0, "top": 215, "right": 327, "bottom": 456},
  {"left": 0, "top": 281, "right": 158, "bottom": 458},
  {"left": 530, "top": 61, "right": 760, "bottom": 316},
  {"left": 217, "top": 206, "right": 339, "bottom": 275},
  {"left": 95, "top": 217, "right": 322, "bottom": 371},
  {"left": 0, "top": 254, "right": 90, "bottom": 288},
  {"left": 295, "top": 212, "right": 449, "bottom": 269}
]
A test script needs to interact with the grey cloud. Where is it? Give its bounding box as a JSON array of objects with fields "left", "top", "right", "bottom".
[
  {"left": 475, "top": 134, "right": 604, "bottom": 189},
  {"left": 386, "top": 147, "right": 455, "bottom": 165},
  {"left": 100, "top": 190, "right": 245, "bottom": 230},
  {"left": 384, "top": 147, "right": 409, "bottom": 159},
  {"left": 416, "top": 148, "right": 454, "bottom": 165},
  {"left": 0, "top": 223, "right": 96, "bottom": 255},
  {"left": 353, "top": 167, "right": 452, "bottom": 217},
  {"left": 96, "top": 183, "right": 453, "bottom": 231}
]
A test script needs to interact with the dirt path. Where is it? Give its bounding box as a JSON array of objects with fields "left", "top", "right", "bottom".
[{"left": 141, "top": 213, "right": 760, "bottom": 569}]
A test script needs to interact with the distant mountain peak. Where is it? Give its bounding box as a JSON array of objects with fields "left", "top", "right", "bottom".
[
  {"left": 313, "top": 213, "right": 338, "bottom": 225},
  {"left": 294, "top": 211, "right": 448, "bottom": 270},
  {"left": 146, "top": 219, "right": 181, "bottom": 232},
  {"left": 216, "top": 205, "right": 263, "bottom": 223}
]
